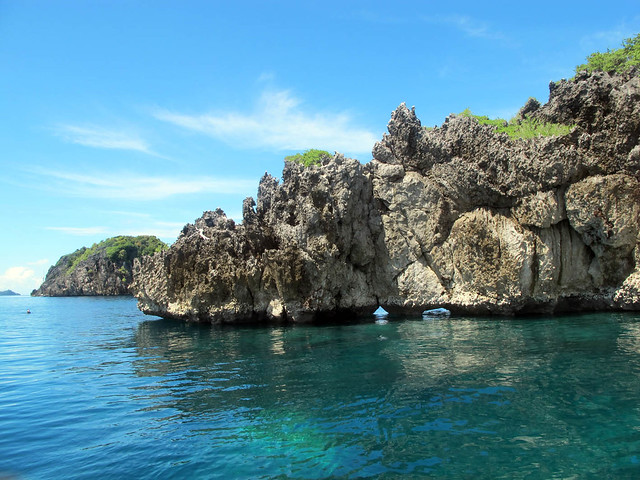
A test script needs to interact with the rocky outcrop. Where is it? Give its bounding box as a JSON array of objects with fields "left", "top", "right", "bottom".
[
  {"left": 33, "top": 254, "right": 131, "bottom": 296},
  {"left": 134, "top": 69, "right": 640, "bottom": 322},
  {"left": 33, "top": 236, "right": 167, "bottom": 297},
  {"left": 134, "top": 157, "right": 387, "bottom": 322}
]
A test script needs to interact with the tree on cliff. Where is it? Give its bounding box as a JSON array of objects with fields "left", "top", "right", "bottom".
[
  {"left": 576, "top": 33, "right": 640, "bottom": 74},
  {"left": 285, "top": 149, "right": 332, "bottom": 167}
]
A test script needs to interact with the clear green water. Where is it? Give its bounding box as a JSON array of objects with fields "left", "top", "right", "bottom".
[{"left": 2, "top": 296, "right": 640, "bottom": 479}]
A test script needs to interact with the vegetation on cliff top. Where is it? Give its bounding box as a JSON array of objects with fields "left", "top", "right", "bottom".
[
  {"left": 458, "top": 108, "right": 574, "bottom": 139},
  {"left": 285, "top": 149, "right": 332, "bottom": 167},
  {"left": 576, "top": 33, "right": 640, "bottom": 75},
  {"left": 452, "top": 34, "right": 640, "bottom": 139},
  {"left": 59, "top": 235, "right": 168, "bottom": 275}
]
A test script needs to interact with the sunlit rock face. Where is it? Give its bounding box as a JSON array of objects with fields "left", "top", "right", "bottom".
[{"left": 134, "top": 69, "right": 640, "bottom": 322}]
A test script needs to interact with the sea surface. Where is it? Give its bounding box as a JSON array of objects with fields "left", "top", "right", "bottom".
[{"left": 2, "top": 296, "right": 640, "bottom": 479}]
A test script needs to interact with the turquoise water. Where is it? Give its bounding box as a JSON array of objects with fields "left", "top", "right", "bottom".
[{"left": 2, "top": 297, "right": 640, "bottom": 479}]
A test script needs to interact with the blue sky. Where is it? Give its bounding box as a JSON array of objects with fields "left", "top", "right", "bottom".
[{"left": 1, "top": 0, "right": 639, "bottom": 294}]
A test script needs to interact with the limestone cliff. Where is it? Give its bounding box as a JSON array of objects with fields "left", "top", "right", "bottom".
[
  {"left": 33, "top": 236, "right": 168, "bottom": 297},
  {"left": 134, "top": 69, "right": 640, "bottom": 322}
]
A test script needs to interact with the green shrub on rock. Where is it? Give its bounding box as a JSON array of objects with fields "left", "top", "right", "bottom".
[
  {"left": 458, "top": 108, "right": 574, "bottom": 140},
  {"left": 285, "top": 149, "right": 332, "bottom": 167},
  {"left": 576, "top": 33, "right": 640, "bottom": 74},
  {"left": 61, "top": 235, "right": 168, "bottom": 275}
]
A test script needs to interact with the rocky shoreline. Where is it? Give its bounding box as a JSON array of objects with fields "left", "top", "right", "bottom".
[{"left": 134, "top": 69, "right": 640, "bottom": 323}]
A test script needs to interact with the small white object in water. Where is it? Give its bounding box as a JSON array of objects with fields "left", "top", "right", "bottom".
[
  {"left": 422, "top": 308, "right": 451, "bottom": 318},
  {"left": 374, "top": 306, "right": 389, "bottom": 324}
]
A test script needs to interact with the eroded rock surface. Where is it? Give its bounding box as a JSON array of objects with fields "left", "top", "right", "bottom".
[
  {"left": 134, "top": 69, "right": 640, "bottom": 322},
  {"left": 33, "top": 254, "right": 133, "bottom": 296}
]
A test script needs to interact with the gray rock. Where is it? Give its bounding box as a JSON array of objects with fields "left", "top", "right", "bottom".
[
  {"left": 134, "top": 70, "right": 640, "bottom": 322},
  {"left": 33, "top": 254, "right": 131, "bottom": 296}
]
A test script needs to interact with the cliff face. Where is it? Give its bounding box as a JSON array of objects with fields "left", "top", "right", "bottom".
[
  {"left": 134, "top": 70, "right": 640, "bottom": 322},
  {"left": 33, "top": 255, "right": 132, "bottom": 296},
  {"left": 33, "top": 236, "right": 167, "bottom": 297}
]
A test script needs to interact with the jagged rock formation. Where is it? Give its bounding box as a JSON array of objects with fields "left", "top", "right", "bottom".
[
  {"left": 33, "top": 236, "right": 167, "bottom": 297},
  {"left": 134, "top": 69, "right": 640, "bottom": 322}
]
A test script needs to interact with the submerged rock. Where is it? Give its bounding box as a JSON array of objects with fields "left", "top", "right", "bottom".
[{"left": 134, "top": 69, "right": 640, "bottom": 322}]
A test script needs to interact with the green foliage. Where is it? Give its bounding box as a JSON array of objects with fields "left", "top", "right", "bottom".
[
  {"left": 58, "top": 247, "right": 90, "bottom": 275},
  {"left": 60, "top": 235, "right": 168, "bottom": 275},
  {"left": 102, "top": 235, "right": 167, "bottom": 263},
  {"left": 498, "top": 117, "right": 574, "bottom": 139},
  {"left": 285, "top": 149, "right": 332, "bottom": 167},
  {"left": 576, "top": 33, "right": 640, "bottom": 74},
  {"left": 458, "top": 108, "right": 574, "bottom": 139},
  {"left": 459, "top": 108, "right": 508, "bottom": 128}
]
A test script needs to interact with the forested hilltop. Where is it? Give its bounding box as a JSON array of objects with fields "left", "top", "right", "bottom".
[
  {"left": 576, "top": 33, "right": 639, "bottom": 74},
  {"left": 32, "top": 236, "right": 167, "bottom": 297}
]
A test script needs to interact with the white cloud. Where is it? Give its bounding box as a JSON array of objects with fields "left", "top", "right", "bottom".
[
  {"left": 29, "top": 168, "right": 257, "bottom": 201},
  {"left": 422, "top": 15, "right": 506, "bottom": 41},
  {"left": 257, "top": 71, "right": 276, "bottom": 83},
  {"left": 54, "top": 124, "right": 155, "bottom": 155},
  {"left": 101, "top": 212, "right": 183, "bottom": 239},
  {"left": 45, "top": 226, "right": 109, "bottom": 236},
  {"left": 28, "top": 258, "right": 50, "bottom": 266},
  {"left": 118, "top": 220, "right": 186, "bottom": 241},
  {"left": 154, "top": 89, "right": 379, "bottom": 155},
  {"left": 45, "top": 221, "right": 184, "bottom": 243},
  {"left": 0, "top": 266, "right": 40, "bottom": 294}
]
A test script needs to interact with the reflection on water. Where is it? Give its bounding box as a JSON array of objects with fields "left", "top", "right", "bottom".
[
  {"left": 1, "top": 296, "right": 640, "bottom": 479},
  {"left": 127, "top": 312, "right": 640, "bottom": 478}
]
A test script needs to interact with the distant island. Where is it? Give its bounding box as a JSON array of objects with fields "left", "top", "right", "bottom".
[
  {"left": 0, "top": 289, "right": 20, "bottom": 296},
  {"left": 32, "top": 235, "right": 168, "bottom": 297}
]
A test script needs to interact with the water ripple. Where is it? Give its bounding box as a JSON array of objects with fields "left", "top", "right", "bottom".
[{"left": 2, "top": 298, "right": 640, "bottom": 478}]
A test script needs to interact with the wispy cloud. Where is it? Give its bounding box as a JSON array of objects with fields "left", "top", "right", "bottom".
[
  {"left": 45, "top": 226, "right": 109, "bottom": 236},
  {"left": 579, "top": 21, "right": 640, "bottom": 52},
  {"left": 27, "top": 258, "right": 50, "bottom": 266},
  {"left": 421, "top": 14, "right": 506, "bottom": 41},
  {"left": 103, "top": 212, "right": 185, "bottom": 240},
  {"left": 154, "top": 89, "right": 378, "bottom": 155},
  {"left": 0, "top": 266, "right": 40, "bottom": 294},
  {"left": 359, "top": 10, "right": 507, "bottom": 42},
  {"left": 45, "top": 221, "right": 183, "bottom": 243},
  {"left": 54, "top": 124, "right": 157, "bottom": 155},
  {"left": 29, "top": 168, "right": 256, "bottom": 201},
  {"left": 119, "top": 224, "right": 184, "bottom": 241}
]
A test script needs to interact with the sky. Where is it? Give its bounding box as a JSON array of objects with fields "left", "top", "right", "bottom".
[{"left": 1, "top": 0, "right": 639, "bottom": 294}]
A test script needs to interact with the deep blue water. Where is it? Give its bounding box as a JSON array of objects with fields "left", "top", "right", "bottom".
[{"left": 2, "top": 296, "right": 640, "bottom": 479}]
